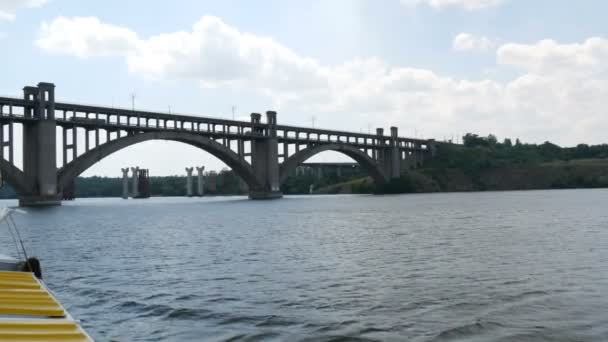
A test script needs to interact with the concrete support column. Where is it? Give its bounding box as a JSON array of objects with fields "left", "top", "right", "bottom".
[
  {"left": 19, "top": 82, "right": 61, "bottom": 207},
  {"left": 61, "top": 128, "right": 67, "bottom": 166},
  {"left": 237, "top": 139, "right": 244, "bottom": 159},
  {"left": 374, "top": 127, "right": 384, "bottom": 163},
  {"left": 387, "top": 126, "right": 401, "bottom": 179},
  {"left": 0, "top": 121, "right": 14, "bottom": 165},
  {"left": 121, "top": 168, "right": 130, "bottom": 199},
  {"left": 131, "top": 166, "right": 139, "bottom": 198},
  {"left": 196, "top": 166, "right": 205, "bottom": 196},
  {"left": 376, "top": 128, "right": 384, "bottom": 143},
  {"left": 23, "top": 87, "right": 36, "bottom": 118},
  {"left": 250, "top": 113, "right": 261, "bottom": 165},
  {"left": 185, "top": 167, "right": 194, "bottom": 197},
  {"left": 249, "top": 111, "right": 282, "bottom": 199}
]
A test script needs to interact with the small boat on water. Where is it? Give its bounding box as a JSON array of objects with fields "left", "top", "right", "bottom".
[{"left": 0, "top": 208, "right": 94, "bottom": 342}]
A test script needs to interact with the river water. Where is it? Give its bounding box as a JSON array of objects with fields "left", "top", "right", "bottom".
[{"left": 1, "top": 189, "right": 607, "bottom": 341}]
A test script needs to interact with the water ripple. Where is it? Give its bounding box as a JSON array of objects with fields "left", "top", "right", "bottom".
[{"left": 4, "top": 190, "right": 608, "bottom": 341}]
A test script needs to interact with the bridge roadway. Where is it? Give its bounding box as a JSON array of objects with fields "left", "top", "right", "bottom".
[{"left": 0, "top": 82, "right": 437, "bottom": 206}]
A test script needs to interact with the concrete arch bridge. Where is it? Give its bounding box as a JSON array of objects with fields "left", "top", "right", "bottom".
[{"left": 0, "top": 82, "right": 437, "bottom": 206}]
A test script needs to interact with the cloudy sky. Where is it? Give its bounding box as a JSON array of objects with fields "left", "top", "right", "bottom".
[{"left": 1, "top": 0, "right": 607, "bottom": 176}]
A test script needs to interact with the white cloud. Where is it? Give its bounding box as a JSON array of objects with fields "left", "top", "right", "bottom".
[
  {"left": 35, "top": 15, "right": 608, "bottom": 146},
  {"left": 453, "top": 32, "right": 496, "bottom": 52},
  {"left": 36, "top": 16, "right": 138, "bottom": 58},
  {"left": 400, "top": 0, "right": 505, "bottom": 11},
  {"left": 128, "top": 16, "right": 329, "bottom": 93},
  {"left": 498, "top": 38, "right": 608, "bottom": 76},
  {"left": 37, "top": 16, "right": 328, "bottom": 94},
  {"left": 0, "top": 0, "right": 48, "bottom": 21}
]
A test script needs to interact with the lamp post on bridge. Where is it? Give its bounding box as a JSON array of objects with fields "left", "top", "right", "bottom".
[{"left": 130, "top": 92, "right": 136, "bottom": 111}]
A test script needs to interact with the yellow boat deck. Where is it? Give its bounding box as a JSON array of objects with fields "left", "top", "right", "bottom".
[{"left": 0, "top": 271, "right": 93, "bottom": 341}]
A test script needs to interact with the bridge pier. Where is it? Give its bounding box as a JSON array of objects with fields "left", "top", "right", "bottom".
[
  {"left": 185, "top": 167, "right": 194, "bottom": 197},
  {"left": 131, "top": 167, "right": 139, "bottom": 198},
  {"left": 196, "top": 166, "right": 205, "bottom": 196},
  {"left": 249, "top": 111, "right": 282, "bottom": 199},
  {"left": 121, "top": 168, "right": 129, "bottom": 199},
  {"left": 387, "top": 126, "right": 401, "bottom": 179},
  {"left": 19, "top": 83, "right": 61, "bottom": 207}
]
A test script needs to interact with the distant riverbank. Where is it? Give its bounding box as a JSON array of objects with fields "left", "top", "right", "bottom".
[
  {"left": 316, "top": 158, "right": 608, "bottom": 194},
  {"left": 1, "top": 158, "right": 605, "bottom": 199},
  {"left": 1, "top": 134, "right": 606, "bottom": 198}
]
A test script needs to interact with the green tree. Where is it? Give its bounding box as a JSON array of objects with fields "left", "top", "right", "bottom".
[{"left": 487, "top": 134, "right": 498, "bottom": 146}]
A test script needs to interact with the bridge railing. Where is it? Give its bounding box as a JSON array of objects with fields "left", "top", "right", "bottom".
[
  {"left": 0, "top": 95, "right": 431, "bottom": 151},
  {"left": 275, "top": 124, "right": 430, "bottom": 151}
]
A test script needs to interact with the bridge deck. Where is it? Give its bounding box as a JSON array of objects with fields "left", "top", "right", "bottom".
[{"left": 0, "top": 96, "right": 431, "bottom": 151}]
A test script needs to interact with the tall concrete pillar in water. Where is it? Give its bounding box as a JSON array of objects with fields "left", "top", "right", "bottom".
[
  {"left": 131, "top": 167, "right": 139, "bottom": 198},
  {"left": 185, "top": 167, "right": 194, "bottom": 197},
  {"left": 121, "top": 168, "right": 130, "bottom": 199},
  {"left": 249, "top": 111, "right": 282, "bottom": 199},
  {"left": 19, "top": 83, "right": 61, "bottom": 206},
  {"left": 196, "top": 166, "right": 204, "bottom": 196},
  {"left": 388, "top": 126, "right": 401, "bottom": 179},
  {"left": 375, "top": 128, "right": 384, "bottom": 166}
]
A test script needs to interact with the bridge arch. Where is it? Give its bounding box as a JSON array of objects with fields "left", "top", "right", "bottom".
[
  {"left": 0, "top": 159, "right": 31, "bottom": 195},
  {"left": 279, "top": 143, "right": 388, "bottom": 185},
  {"left": 57, "top": 131, "right": 262, "bottom": 192}
]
